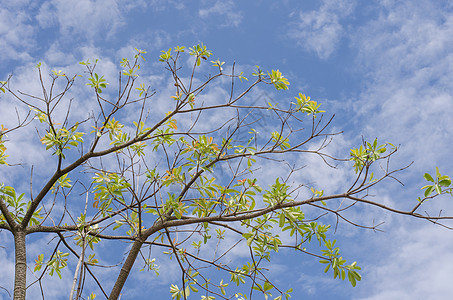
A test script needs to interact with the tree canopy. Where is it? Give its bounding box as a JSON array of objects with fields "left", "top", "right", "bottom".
[{"left": 0, "top": 44, "right": 452, "bottom": 300}]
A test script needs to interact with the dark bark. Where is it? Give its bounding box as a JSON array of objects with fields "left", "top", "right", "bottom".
[
  {"left": 108, "top": 238, "right": 144, "bottom": 300},
  {"left": 13, "top": 228, "right": 27, "bottom": 300}
]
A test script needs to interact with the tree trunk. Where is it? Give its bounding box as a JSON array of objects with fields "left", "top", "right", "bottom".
[
  {"left": 108, "top": 239, "right": 144, "bottom": 300},
  {"left": 13, "top": 229, "right": 27, "bottom": 300}
]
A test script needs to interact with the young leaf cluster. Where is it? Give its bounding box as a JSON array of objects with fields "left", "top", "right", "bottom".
[{"left": 421, "top": 167, "right": 452, "bottom": 198}]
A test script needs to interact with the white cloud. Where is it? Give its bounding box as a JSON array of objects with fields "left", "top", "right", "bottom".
[
  {"left": 297, "top": 272, "right": 338, "bottom": 296},
  {"left": 44, "top": 41, "right": 77, "bottom": 65},
  {"left": 345, "top": 1, "right": 453, "bottom": 299},
  {"left": 0, "top": 63, "right": 53, "bottom": 178},
  {"left": 0, "top": 2, "right": 36, "bottom": 63},
  {"left": 0, "top": 49, "right": 121, "bottom": 190},
  {"left": 352, "top": 1, "right": 453, "bottom": 172},
  {"left": 36, "top": 0, "right": 125, "bottom": 41},
  {"left": 139, "top": 0, "right": 185, "bottom": 11},
  {"left": 0, "top": 234, "right": 14, "bottom": 298},
  {"left": 119, "top": 0, "right": 149, "bottom": 11},
  {"left": 288, "top": 0, "right": 355, "bottom": 59},
  {"left": 199, "top": 0, "right": 243, "bottom": 27},
  {"left": 357, "top": 224, "right": 453, "bottom": 300},
  {"left": 115, "top": 29, "right": 172, "bottom": 60}
]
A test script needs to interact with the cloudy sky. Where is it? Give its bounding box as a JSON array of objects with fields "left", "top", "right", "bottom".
[{"left": 1, "top": 0, "right": 453, "bottom": 299}]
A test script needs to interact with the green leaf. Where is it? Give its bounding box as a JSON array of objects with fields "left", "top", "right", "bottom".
[
  {"left": 439, "top": 179, "right": 451, "bottom": 187},
  {"left": 268, "top": 69, "right": 290, "bottom": 90},
  {"left": 189, "top": 284, "right": 198, "bottom": 292},
  {"left": 348, "top": 271, "right": 357, "bottom": 287},
  {"left": 424, "top": 185, "right": 434, "bottom": 197},
  {"left": 435, "top": 184, "right": 442, "bottom": 195},
  {"left": 279, "top": 213, "right": 285, "bottom": 228},
  {"left": 424, "top": 173, "right": 434, "bottom": 182}
]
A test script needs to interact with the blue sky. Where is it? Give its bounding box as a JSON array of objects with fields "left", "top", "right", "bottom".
[{"left": 1, "top": 0, "right": 453, "bottom": 299}]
